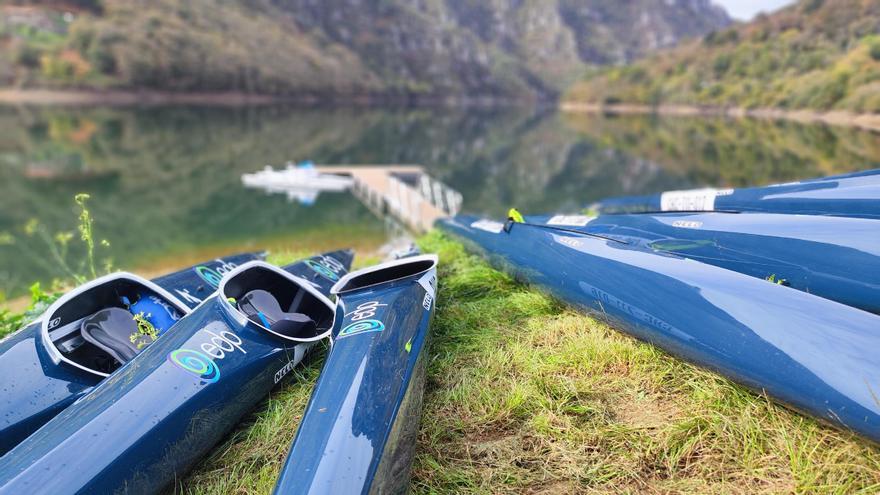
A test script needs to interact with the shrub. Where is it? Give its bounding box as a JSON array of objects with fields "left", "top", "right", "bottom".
[
  {"left": 869, "top": 39, "right": 880, "bottom": 62},
  {"left": 13, "top": 42, "right": 41, "bottom": 68},
  {"left": 713, "top": 53, "right": 732, "bottom": 77}
]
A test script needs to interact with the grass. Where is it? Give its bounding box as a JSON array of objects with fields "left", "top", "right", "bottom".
[
  {"left": 172, "top": 232, "right": 880, "bottom": 494},
  {"left": 3, "top": 232, "right": 879, "bottom": 493}
]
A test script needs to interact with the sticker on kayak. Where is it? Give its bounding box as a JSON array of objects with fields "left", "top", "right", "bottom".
[
  {"left": 416, "top": 266, "right": 437, "bottom": 312},
  {"left": 304, "top": 258, "right": 343, "bottom": 281},
  {"left": 660, "top": 188, "right": 721, "bottom": 211},
  {"left": 194, "top": 258, "right": 241, "bottom": 288},
  {"left": 168, "top": 349, "right": 221, "bottom": 383},
  {"left": 470, "top": 219, "right": 504, "bottom": 234},
  {"left": 417, "top": 269, "right": 437, "bottom": 300},
  {"left": 546, "top": 215, "right": 595, "bottom": 227},
  {"left": 167, "top": 323, "right": 247, "bottom": 383},
  {"left": 339, "top": 319, "right": 385, "bottom": 338},
  {"left": 671, "top": 220, "right": 703, "bottom": 229}
]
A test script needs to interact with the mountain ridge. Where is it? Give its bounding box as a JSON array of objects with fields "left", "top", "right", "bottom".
[
  {"left": 0, "top": 0, "right": 730, "bottom": 100},
  {"left": 565, "top": 0, "right": 880, "bottom": 113}
]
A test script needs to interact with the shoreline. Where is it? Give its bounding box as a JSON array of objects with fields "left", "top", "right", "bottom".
[
  {"left": 0, "top": 88, "right": 546, "bottom": 108},
  {"left": 560, "top": 102, "right": 880, "bottom": 133},
  {"left": 6, "top": 88, "right": 879, "bottom": 132},
  {"left": 0, "top": 89, "right": 290, "bottom": 106}
]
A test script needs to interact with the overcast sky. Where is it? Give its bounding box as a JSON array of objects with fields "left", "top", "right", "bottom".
[{"left": 715, "top": 0, "right": 795, "bottom": 20}]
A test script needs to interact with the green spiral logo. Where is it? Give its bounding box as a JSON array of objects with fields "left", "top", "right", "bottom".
[
  {"left": 339, "top": 319, "right": 385, "bottom": 338},
  {"left": 168, "top": 349, "right": 220, "bottom": 383},
  {"left": 195, "top": 266, "right": 223, "bottom": 288},
  {"left": 305, "top": 259, "right": 340, "bottom": 281}
]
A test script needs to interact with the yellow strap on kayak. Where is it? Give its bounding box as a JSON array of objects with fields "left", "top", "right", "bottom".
[{"left": 507, "top": 208, "right": 524, "bottom": 223}]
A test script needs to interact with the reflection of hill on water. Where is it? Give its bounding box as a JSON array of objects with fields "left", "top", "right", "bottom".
[
  {"left": 3, "top": 105, "right": 879, "bottom": 297},
  {"left": 565, "top": 113, "right": 880, "bottom": 188}
]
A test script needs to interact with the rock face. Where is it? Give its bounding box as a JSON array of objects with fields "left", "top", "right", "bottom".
[
  {"left": 0, "top": 0, "right": 731, "bottom": 98},
  {"left": 274, "top": 0, "right": 731, "bottom": 97}
]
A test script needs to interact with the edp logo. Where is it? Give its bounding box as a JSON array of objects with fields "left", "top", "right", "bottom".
[
  {"left": 305, "top": 255, "right": 346, "bottom": 281},
  {"left": 194, "top": 259, "right": 240, "bottom": 288},
  {"left": 346, "top": 300, "right": 387, "bottom": 321},
  {"left": 167, "top": 323, "right": 247, "bottom": 383}
]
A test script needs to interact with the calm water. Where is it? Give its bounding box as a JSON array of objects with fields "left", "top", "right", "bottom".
[{"left": 2, "top": 104, "right": 879, "bottom": 300}]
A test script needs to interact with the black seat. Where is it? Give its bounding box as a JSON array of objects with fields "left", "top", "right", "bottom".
[
  {"left": 80, "top": 307, "right": 145, "bottom": 364},
  {"left": 238, "top": 289, "right": 317, "bottom": 339}
]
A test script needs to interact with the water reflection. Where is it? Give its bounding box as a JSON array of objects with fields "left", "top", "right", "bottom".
[{"left": 1, "top": 105, "right": 879, "bottom": 298}]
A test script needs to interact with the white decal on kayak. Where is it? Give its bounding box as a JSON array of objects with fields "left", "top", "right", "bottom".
[
  {"left": 274, "top": 359, "right": 295, "bottom": 384},
  {"left": 346, "top": 300, "right": 387, "bottom": 321},
  {"left": 423, "top": 293, "right": 433, "bottom": 311},
  {"left": 578, "top": 282, "right": 691, "bottom": 341},
  {"left": 546, "top": 215, "right": 595, "bottom": 227},
  {"left": 417, "top": 269, "right": 437, "bottom": 300},
  {"left": 470, "top": 219, "right": 504, "bottom": 234},
  {"left": 558, "top": 237, "right": 583, "bottom": 249},
  {"left": 716, "top": 188, "right": 734, "bottom": 196},
  {"left": 175, "top": 288, "right": 203, "bottom": 306},
  {"left": 660, "top": 188, "right": 719, "bottom": 211},
  {"left": 671, "top": 220, "right": 703, "bottom": 229}
]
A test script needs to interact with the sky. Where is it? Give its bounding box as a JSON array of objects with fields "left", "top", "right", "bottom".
[{"left": 715, "top": 0, "right": 796, "bottom": 20}]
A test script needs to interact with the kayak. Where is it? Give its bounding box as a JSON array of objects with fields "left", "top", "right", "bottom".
[
  {"left": 591, "top": 169, "right": 880, "bottom": 218},
  {"left": 274, "top": 254, "right": 438, "bottom": 495},
  {"left": 526, "top": 212, "right": 880, "bottom": 313},
  {"left": 0, "top": 250, "right": 353, "bottom": 494},
  {"left": 0, "top": 252, "right": 262, "bottom": 455},
  {"left": 439, "top": 215, "right": 880, "bottom": 443}
]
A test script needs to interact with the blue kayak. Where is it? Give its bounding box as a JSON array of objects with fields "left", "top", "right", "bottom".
[
  {"left": 592, "top": 169, "right": 880, "bottom": 218},
  {"left": 0, "top": 250, "right": 352, "bottom": 494},
  {"left": 274, "top": 254, "right": 438, "bottom": 495},
  {"left": 526, "top": 212, "right": 880, "bottom": 313},
  {"left": 440, "top": 215, "right": 880, "bottom": 444},
  {"left": 0, "top": 252, "right": 261, "bottom": 455}
]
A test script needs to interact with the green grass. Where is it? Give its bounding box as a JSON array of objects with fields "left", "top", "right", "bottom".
[
  {"left": 3, "top": 234, "right": 880, "bottom": 493},
  {"left": 174, "top": 232, "right": 880, "bottom": 494}
]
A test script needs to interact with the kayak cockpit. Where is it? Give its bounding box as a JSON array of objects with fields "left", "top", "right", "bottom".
[
  {"left": 220, "top": 261, "right": 335, "bottom": 342},
  {"left": 331, "top": 256, "right": 437, "bottom": 294},
  {"left": 42, "top": 274, "right": 190, "bottom": 377}
]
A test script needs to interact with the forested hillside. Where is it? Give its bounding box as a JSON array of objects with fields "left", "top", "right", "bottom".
[
  {"left": 566, "top": 0, "right": 880, "bottom": 112},
  {"left": 0, "top": 0, "right": 729, "bottom": 99}
]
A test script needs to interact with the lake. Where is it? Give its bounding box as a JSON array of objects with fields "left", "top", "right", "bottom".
[{"left": 2, "top": 104, "right": 879, "bottom": 301}]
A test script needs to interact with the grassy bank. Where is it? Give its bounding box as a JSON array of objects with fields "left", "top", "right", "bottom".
[
  {"left": 176, "top": 232, "right": 880, "bottom": 494},
  {"left": 4, "top": 233, "right": 880, "bottom": 493}
]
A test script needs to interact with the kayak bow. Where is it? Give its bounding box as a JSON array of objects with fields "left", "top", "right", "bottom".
[
  {"left": 0, "top": 252, "right": 262, "bottom": 455},
  {"left": 0, "top": 250, "right": 352, "bottom": 494},
  {"left": 440, "top": 215, "right": 880, "bottom": 444},
  {"left": 592, "top": 170, "right": 880, "bottom": 218},
  {"left": 274, "top": 254, "right": 438, "bottom": 495}
]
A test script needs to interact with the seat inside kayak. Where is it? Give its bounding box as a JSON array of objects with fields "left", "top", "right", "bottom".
[
  {"left": 45, "top": 277, "right": 184, "bottom": 374},
  {"left": 222, "top": 265, "right": 334, "bottom": 340}
]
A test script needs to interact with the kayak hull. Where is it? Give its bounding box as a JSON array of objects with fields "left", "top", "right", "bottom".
[
  {"left": 0, "top": 251, "right": 351, "bottom": 494},
  {"left": 0, "top": 253, "right": 262, "bottom": 456},
  {"left": 440, "top": 215, "right": 880, "bottom": 444},
  {"left": 529, "top": 212, "right": 880, "bottom": 313},
  {"left": 274, "top": 255, "right": 438, "bottom": 495}
]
